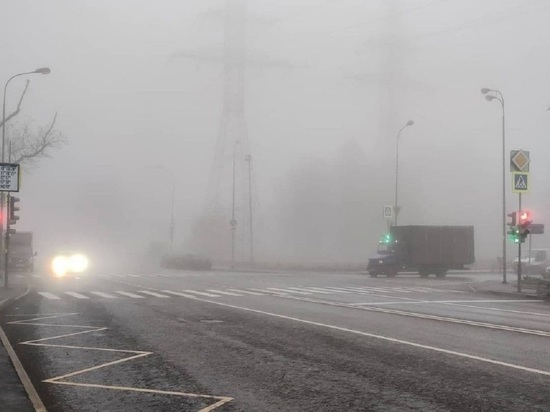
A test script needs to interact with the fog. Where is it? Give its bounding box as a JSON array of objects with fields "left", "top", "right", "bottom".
[{"left": 1, "top": 0, "right": 550, "bottom": 268}]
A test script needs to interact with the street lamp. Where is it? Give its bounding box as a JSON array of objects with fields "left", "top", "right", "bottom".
[
  {"left": 394, "top": 120, "right": 414, "bottom": 226},
  {"left": 244, "top": 154, "right": 254, "bottom": 263},
  {"left": 2, "top": 68, "right": 51, "bottom": 163},
  {"left": 481, "top": 87, "right": 507, "bottom": 284},
  {"left": 2, "top": 67, "right": 50, "bottom": 287}
]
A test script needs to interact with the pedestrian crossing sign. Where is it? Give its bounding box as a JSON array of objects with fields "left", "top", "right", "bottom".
[{"left": 512, "top": 172, "right": 529, "bottom": 193}]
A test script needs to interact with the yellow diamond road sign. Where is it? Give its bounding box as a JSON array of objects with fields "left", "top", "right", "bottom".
[{"left": 510, "top": 150, "right": 530, "bottom": 172}]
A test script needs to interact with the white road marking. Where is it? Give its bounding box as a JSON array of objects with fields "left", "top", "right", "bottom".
[
  {"left": 154, "top": 274, "right": 171, "bottom": 277},
  {"left": 206, "top": 289, "right": 243, "bottom": 296},
  {"left": 268, "top": 287, "right": 312, "bottom": 295},
  {"left": 183, "top": 290, "right": 221, "bottom": 297},
  {"left": 248, "top": 288, "right": 283, "bottom": 294},
  {"left": 279, "top": 294, "right": 550, "bottom": 337},
  {"left": 227, "top": 289, "right": 265, "bottom": 296},
  {"left": 90, "top": 292, "right": 117, "bottom": 299},
  {"left": 292, "top": 287, "right": 333, "bottom": 294},
  {"left": 64, "top": 292, "right": 90, "bottom": 299},
  {"left": 115, "top": 291, "right": 144, "bottom": 298},
  {"left": 412, "top": 287, "right": 466, "bottom": 294},
  {"left": 38, "top": 292, "right": 61, "bottom": 300},
  {"left": 321, "top": 287, "right": 367, "bottom": 294},
  {"left": 10, "top": 313, "right": 233, "bottom": 411},
  {"left": 139, "top": 291, "right": 170, "bottom": 298},
  {"left": 176, "top": 297, "right": 550, "bottom": 377},
  {"left": 348, "top": 287, "right": 409, "bottom": 293},
  {"left": 161, "top": 290, "right": 199, "bottom": 298},
  {"left": 350, "top": 299, "right": 542, "bottom": 306}
]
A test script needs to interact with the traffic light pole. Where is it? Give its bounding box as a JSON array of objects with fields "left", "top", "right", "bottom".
[
  {"left": 517, "top": 193, "right": 522, "bottom": 293},
  {"left": 3, "top": 193, "right": 10, "bottom": 287}
]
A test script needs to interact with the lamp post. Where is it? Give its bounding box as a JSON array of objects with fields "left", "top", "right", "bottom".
[
  {"left": 244, "top": 154, "right": 254, "bottom": 263},
  {"left": 481, "top": 87, "right": 507, "bottom": 284},
  {"left": 2, "top": 67, "right": 50, "bottom": 287},
  {"left": 231, "top": 140, "right": 240, "bottom": 270},
  {"left": 394, "top": 120, "right": 414, "bottom": 226},
  {"left": 156, "top": 166, "right": 176, "bottom": 255},
  {"left": 2, "top": 68, "right": 51, "bottom": 164}
]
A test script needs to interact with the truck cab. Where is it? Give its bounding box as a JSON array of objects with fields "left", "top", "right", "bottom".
[{"left": 8, "top": 232, "right": 35, "bottom": 272}]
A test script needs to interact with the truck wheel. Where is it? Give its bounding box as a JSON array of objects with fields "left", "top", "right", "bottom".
[
  {"left": 435, "top": 269, "right": 447, "bottom": 278},
  {"left": 369, "top": 272, "right": 378, "bottom": 278}
]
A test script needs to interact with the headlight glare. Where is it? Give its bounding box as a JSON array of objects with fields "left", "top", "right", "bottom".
[
  {"left": 51, "top": 256, "right": 69, "bottom": 277},
  {"left": 69, "top": 254, "right": 89, "bottom": 273}
]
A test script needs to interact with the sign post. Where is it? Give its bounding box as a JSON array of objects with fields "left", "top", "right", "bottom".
[
  {"left": 0, "top": 163, "right": 20, "bottom": 287},
  {"left": 510, "top": 150, "right": 530, "bottom": 293},
  {"left": 383, "top": 206, "right": 393, "bottom": 232}
]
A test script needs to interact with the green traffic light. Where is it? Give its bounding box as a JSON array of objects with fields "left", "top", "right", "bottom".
[{"left": 379, "top": 233, "right": 393, "bottom": 244}]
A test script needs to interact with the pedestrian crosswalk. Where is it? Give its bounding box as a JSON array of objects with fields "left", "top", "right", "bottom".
[{"left": 36, "top": 285, "right": 465, "bottom": 301}]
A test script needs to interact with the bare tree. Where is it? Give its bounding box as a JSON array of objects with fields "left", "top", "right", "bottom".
[
  {"left": 8, "top": 113, "right": 66, "bottom": 168},
  {"left": 0, "top": 79, "right": 66, "bottom": 168}
]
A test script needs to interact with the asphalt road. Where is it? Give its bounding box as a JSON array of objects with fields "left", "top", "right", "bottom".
[{"left": 2, "top": 269, "right": 550, "bottom": 411}]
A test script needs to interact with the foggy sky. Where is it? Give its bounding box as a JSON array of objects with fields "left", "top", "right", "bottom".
[{"left": 1, "top": 0, "right": 550, "bottom": 265}]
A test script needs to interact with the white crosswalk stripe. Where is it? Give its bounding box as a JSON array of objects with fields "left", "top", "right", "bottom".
[
  {"left": 317, "top": 287, "right": 356, "bottom": 294},
  {"left": 300, "top": 286, "right": 337, "bottom": 295},
  {"left": 116, "top": 291, "right": 145, "bottom": 298},
  {"left": 139, "top": 290, "right": 170, "bottom": 298},
  {"left": 161, "top": 290, "right": 198, "bottom": 298},
  {"left": 346, "top": 287, "right": 395, "bottom": 293},
  {"left": 38, "top": 292, "right": 61, "bottom": 300},
  {"left": 293, "top": 287, "right": 334, "bottom": 294},
  {"left": 227, "top": 289, "right": 265, "bottom": 296},
  {"left": 64, "top": 292, "right": 90, "bottom": 299},
  {"left": 248, "top": 288, "right": 285, "bottom": 295},
  {"left": 268, "top": 287, "right": 312, "bottom": 295},
  {"left": 183, "top": 290, "right": 221, "bottom": 297},
  {"left": 207, "top": 289, "right": 243, "bottom": 296},
  {"left": 90, "top": 291, "right": 117, "bottom": 299}
]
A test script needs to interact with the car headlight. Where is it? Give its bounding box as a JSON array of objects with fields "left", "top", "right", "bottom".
[
  {"left": 51, "top": 256, "right": 69, "bottom": 277},
  {"left": 69, "top": 254, "right": 89, "bottom": 273}
]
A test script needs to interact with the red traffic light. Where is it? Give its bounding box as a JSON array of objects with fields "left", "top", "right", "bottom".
[{"left": 518, "top": 210, "right": 532, "bottom": 227}]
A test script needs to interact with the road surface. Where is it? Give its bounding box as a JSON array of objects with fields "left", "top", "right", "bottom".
[{"left": 2, "top": 269, "right": 549, "bottom": 411}]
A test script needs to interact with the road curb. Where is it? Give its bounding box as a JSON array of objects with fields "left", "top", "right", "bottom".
[
  {"left": 0, "top": 285, "right": 47, "bottom": 412},
  {"left": 477, "top": 289, "right": 543, "bottom": 300}
]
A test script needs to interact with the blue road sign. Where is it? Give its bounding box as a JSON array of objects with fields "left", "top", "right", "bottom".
[{"left": 512, "top": 172, "right": 529, "bottom": 193}]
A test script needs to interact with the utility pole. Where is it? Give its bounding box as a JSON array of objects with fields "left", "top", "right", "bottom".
[{"left": 231, "top": 140, "right": 240, "bottom": 270}]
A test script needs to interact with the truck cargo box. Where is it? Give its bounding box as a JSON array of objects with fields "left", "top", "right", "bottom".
[{"left": 391, "top": 225, "right": 474, "bottom": 266}]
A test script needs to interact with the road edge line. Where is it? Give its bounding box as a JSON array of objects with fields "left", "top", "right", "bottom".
[{"left": 0, "top": 284, "right": 48, "bottom": 412}]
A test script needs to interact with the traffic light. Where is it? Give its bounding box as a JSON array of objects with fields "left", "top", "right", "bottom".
[
  {"left": 8, "top": 196, "right": 20, "bottom": 235},
  {"left": 9, "top": 196, "right": 20, "bottom": 224},
  {"left": 379, "top": 233, "right": 393, "bottom": 244},
  {"left": 508, "top": 227, "right": 521, "bottom": 244},
  {"left": 518, "top": 210, "right": 532, "bottom": 228},
  {"left": 517, "top": 210, "right": 532, "bottom": 243},
  {"left": 507, "top": 212, "right": 518, "bottom": 227}
]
